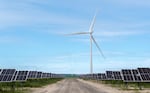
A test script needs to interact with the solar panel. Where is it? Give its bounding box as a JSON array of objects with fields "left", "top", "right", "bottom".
[
  {"left": 138, "top": 68, "right": 150, "bottom": 82},
  {"left": 87, "top": 74, "right": 92, "bottom": 79},
  {"left": 42, "top": 73, "right": 48, "bottom": 78},
  {"left": 51, "top": 73, "right": 54, "bottom": 78},
  {"left": 46, "top": 73, "right": 49, "bottom": 78},
  {"left": 106, "top": 71, "right": 114, "bottom": 80},
  {"left": 97, "top": 73, "right": 107, "bottom": 80},
  {"left": 121, "top": 69, "right": 134, "bottom": 82},
  {"left": 28, "top": 71, "right": 38, "bottom": 79},
  {"left": 84, "top": 74, "right": 91, "bottom": 79},
  {"left": 52, "top": 74, "right": 57, "bottom": 78},
  {"left": 113, "top": 71, "right": 122, "bottom": 80},
  {"left": 0, "top": 69, "right": 16, "bottom": 82},
  {"left": 52, "top": 74, "right": 60, "bottom": 78},
  {"left": 47, "top": 73, "right": 51, "bottom": 78},
  {"left": 84, "top": 74, "right": 89, "bottom": 79},
  {"left": 12, "top": 71, "right": 18, "bottom": 81},
  {"left": 92, "top": 74, "right": 98, "bottom": 80},
  {"left": 132, "top": 69, "right": 142, "bottom": 82},
  {"left": 36, "top": 72, "right": 42, "bottom": 78},
  {"left": 14, "top": 71, "right": 29, "bottom": 81}
]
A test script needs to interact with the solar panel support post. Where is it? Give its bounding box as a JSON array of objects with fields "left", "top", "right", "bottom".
[
  {"left": 125, "top": 82, "right": 128, "bottom": 89},
  {"left": 0, "top": 83, "right": 2, "bottom": 92},
  {"left": 137, "top": 82, "right": 142, "bottom": 90},
  {"left": 11, "top": 82, "right": 15, "bottom": 93},
  {"left": 21, "top": 82, "right": 24, "bottom": 91},
  {"left": 96, "top": 76, "right": 99, "bottom": 83}
]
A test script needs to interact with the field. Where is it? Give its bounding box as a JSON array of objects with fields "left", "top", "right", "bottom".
[
  {"left": 89, "top": 79, "right": 150, "bottom": 91},
  {"left": 0, "top": 78, "right": 63, "bottom": 93}
]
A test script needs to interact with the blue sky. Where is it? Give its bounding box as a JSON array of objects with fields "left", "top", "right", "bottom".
[{"left": 0, "top": 0, "right": 150, "bottom": 74}]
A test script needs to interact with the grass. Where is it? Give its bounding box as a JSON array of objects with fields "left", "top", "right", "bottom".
[
  {"left": 91, "top": 80, "right": 150, "bottom": 90},
  {"left": 0, "top": 78, "right": 63, "bottom": 93},
  {"left": 18, "top": 78, "right": 63, "bottom": 87},
  {"left": 84, "top": 79, "right": 150, "bottom": 91}
]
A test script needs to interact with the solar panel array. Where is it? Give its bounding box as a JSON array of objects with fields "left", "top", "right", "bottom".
[
  {"left": 0, "top": 69, "right": 64, "bottom": 83},
  {"left": 80, "top": 67, "right": 150, "bottom": 83}
]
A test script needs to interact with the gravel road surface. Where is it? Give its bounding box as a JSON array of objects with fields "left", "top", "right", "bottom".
[{"left": 32, "top": 78, "right": 107, "bottom": 93}]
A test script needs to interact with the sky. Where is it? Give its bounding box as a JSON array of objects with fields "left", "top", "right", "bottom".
[{"left": 0, "top": 0, "right": 150, "bottom": 74}]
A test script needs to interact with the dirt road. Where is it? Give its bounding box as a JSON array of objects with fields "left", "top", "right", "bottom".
[{"left": 31, "top": 79, "right": 108, "bottom": 93}]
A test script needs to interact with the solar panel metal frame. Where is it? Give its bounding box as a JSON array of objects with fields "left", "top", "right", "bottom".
[
  {"left": 12, "top": 71, "right": 18, "bottom": 81},
  {"left": 0, "top": 69, "right": 2, "bottom": 75},
  {"left": 0, "top": 69, "right": 16, "bottom": 82}
]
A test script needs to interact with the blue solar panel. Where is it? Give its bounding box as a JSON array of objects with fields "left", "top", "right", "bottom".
[
  {"left": 28, "top": 71, "right": 38, "bottom": 79},
  {"left": 113, "top": 71, "right": 122, "bottom": 80},
  {"left": 106, "top": 71, "right": 114, "bottom": 80},
  {"left": 97, "top": 73, "right": 107, "bottom": 80},
  {"left": 132, "top": 69, "right": 142, "bottom": 82},
  {"left": 92, "top": 74, "right": 98, "bottom": 80},
  {"left": 42, "top": 73, "right": 48, "bottom": 78},
  {"left": 14, "top": 71, "right": 29, "bottom": 81},
  {"left": 138, "top": 68, "right": 150, "bottom": 82},
  {"left": 37, "top": 72, "right": 42, "bottom": 78},
  {"left": 121, "top": 69, "right": 134, "bottom": 82},
  {"left": 0, "top": 69, "right": 16, "bottom": 82}
]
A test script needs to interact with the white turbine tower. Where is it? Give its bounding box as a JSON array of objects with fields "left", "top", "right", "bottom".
[{"left": 67, "top": 13, "right": 105, "bottom": 74}]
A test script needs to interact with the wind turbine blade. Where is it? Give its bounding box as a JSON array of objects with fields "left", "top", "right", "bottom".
[
  {"left": 65, "top": 32, "right": 90, "bottom": 36},
  {"left": 89, "top": 13, "right": 97, "bottom": 33},
  {"left": 91, "top": 35, "right": 105, "bottom": 59}
]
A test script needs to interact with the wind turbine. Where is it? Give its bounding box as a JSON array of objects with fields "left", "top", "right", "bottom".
[{"left": 67, "top": 13, "right": 105, "bottom": 74}]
